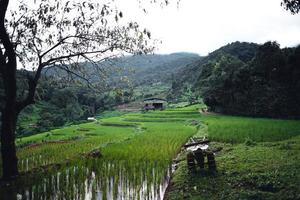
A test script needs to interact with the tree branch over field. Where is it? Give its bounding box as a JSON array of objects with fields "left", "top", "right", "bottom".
[{"left": 0, "top": 0, "right": 172, "bottom": 180}]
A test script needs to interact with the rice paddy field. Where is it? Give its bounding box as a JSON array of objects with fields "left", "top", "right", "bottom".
[{"left": 1, "top": 104, "right": 300, "bottom": 199}]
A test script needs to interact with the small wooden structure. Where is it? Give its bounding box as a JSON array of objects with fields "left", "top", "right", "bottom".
[
  {"left": 193, "top": 148, "right": 205, "bottom": 169},
  {"left": 186, "top": 151, "right": 216, "bottom": 172},
  {"left": 186, "top": 152, "right": 196, "bottom": 172},
  {"left": 143, "top": 98, "right": 167, "bottom": 111},
  {"left": 207, "top": 152, "right": 216, "bottom": 170},
  {"left": 185, "top": 138, "right": 217, "bottom": 172}
]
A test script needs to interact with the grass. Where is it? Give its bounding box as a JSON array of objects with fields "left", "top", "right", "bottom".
[
  {"left": 165, "top": 136, "right": 300, "bottom": 200},
  {"left": 101, "top": 122, "right": 195, "bottom": 162},
  {"left": 162, "top": 109, "right": 300, "bottom": 200},
  {"left": 16, "top": 123, "right": 138, "bottom": 172},
  {"left": 204, "top": 114, "right": 300, "bottom": 143},
  {"left": 0, "top": 106, "right": 200, "bottom": 199},
  {"left": 1, "top": 106, "right": 202, "bottom": 177},
  {"left": 96, "top": 110, "right": 128, "bottom": 119},
  {"left": 1, "top": 104, "right": 300, "bottom": 199},
  {"left": 11, "top": 105, "right": 300, "bottom": 173}
]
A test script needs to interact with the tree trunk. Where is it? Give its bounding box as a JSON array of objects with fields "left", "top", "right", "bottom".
[
  {"left": 0, "top": 0, "right": 19, "bottom": 180},
  {"left": 0, "top": 66, "right": 19, "bottom": 180},
  {"left": 1, "top": 106, "right": 18, "bottom": 180},
  {"left": 0, "top": 63, "right": 19, "bottom": 180}
]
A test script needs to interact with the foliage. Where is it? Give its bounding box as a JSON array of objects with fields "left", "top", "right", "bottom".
[
  {"left": 104, "top": 52, "right": 200, "bottom": 87},
  {"left": 282, "top": 0, "right": 300, "bottom": 14},
  {"left": 194, "top": 41, "right": 300, "bottom": 118},
  {"left": 7, "top": 0, "right": 154, "bottom": 69},
  {"left": 3, "top": 0, "right": 157, "bottom": 113},
  {"left": 168, "top": 42, "right": 258, "bottom": 102},
  {"left": 198, "top": 54, "right": 246, "bottom": 114}
]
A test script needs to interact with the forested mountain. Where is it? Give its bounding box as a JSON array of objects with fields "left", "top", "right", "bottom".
[
  {"left": 43, "top": 52, "right": 200, "bottom": 87},
  {"left": 108, "top": 52, "right": 201, "bottom": 86},
  {"left": 177, "top": 42, "right": 258, "bottom": 83},
  {"left": 199, "top": 42, "right": 300, "bottom": 118},
  {"left": 168, "top": 42, "right": 259, "bottom": 101},
  {"left": 170, "top": 41, "right": 300, "bottom": 118}
]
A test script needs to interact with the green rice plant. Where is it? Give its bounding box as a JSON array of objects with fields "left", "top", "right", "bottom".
[
  {"left": 204, "top": 115, "right": 300, "bottom": 143},
  {"left": 1, "top": 104, "right": 300, "bottom": 199}
]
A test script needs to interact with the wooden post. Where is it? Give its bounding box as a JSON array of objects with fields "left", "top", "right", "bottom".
[
  {"left": 207, "top": 152, "right": 216, "bottom": 170},
  {"left": 186, "top": 152, "right": 196, "bottom": 172},
  {"left": 193, "top": 148, "right": 205, "bottom": 169}
]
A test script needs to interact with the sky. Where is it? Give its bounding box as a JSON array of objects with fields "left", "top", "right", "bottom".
[{"left": 116, "top": 0, "right": 300, "bottom": 56}]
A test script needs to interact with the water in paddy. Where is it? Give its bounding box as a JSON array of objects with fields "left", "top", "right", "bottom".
[{"left": 0, "top": 159, "right": 171, "bottom": 200}]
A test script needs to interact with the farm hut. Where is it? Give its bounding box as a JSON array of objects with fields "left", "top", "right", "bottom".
[{"left": 143, "top": 98, "right": 167, "bottom": 111}]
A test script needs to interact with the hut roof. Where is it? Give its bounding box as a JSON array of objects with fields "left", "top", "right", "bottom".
[{"left": 143, "top": 98, "right": 167, "bottom": 104}]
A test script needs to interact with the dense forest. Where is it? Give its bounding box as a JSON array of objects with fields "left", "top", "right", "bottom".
[
  {"left": 170, "top": 41, "right": 300, "bottom": 119},
  {"left": 167, "top": 42, "right": 258, "bottom": 102}
]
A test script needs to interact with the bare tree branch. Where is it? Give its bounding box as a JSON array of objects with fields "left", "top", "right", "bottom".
[
  {"left": 40, "top": 35, "right": 83, "bottom": 58},
  {"left": 57, "top": 64, "right": 93, "bottom": 86},
  {"left": 3, "top": 0, "right": 156, "bottom": 113},
  {"left": 42, "top": 47, "right": 115, "bottom": 66}
]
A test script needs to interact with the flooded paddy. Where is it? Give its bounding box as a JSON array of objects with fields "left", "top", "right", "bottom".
[
  {"left": 0, "top": 108, "right": 202, "bottom": 199},
  {"left": 1, "top": 159, "right": 171, "bottom": 200}
]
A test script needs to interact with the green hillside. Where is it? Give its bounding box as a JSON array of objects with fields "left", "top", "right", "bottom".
[
  {"left": 169, "top": 41, "right": 300, "bottom": 119},
  {"left": 8, "top": 53, "right": 200, "bottom": 137}
]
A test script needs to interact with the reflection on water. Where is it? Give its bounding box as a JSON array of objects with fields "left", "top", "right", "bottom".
[{"left": 1, "top": 159, "right": 171, "bottom": 200}]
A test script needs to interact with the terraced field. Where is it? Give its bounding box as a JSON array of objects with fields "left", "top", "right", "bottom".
[
  {"left": 1, "top": 104, "right": 300, "bottom": 199},
  {"left": 0, "top": 106, "right": 200, "bottom": 199}
]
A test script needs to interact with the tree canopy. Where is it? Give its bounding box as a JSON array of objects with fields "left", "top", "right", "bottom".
[
  {"left": 196, "top": 42, "right": 300, "bottom": 118},
  {"left": 282, "top": 0, "right": 300, "bottom": 14}
]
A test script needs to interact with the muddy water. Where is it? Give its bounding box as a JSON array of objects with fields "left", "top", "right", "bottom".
[{"left": 0, "top": 159, "right": 171, "bottom": 200}]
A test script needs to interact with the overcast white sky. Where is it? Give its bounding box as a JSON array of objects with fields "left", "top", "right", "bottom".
[{"left": 117, "top": 0, "right": 300, "bottom": 56}]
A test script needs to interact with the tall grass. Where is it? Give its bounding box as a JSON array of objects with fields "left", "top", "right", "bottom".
[
  {"left": 102, "top": 122, "right": 196, "bottom": 163},
  {"left": 204, "top": 115, "right": 300, "bottom": 143}
]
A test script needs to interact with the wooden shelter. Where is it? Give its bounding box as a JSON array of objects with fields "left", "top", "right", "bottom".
[{"left": 143, "top": 98, "right": 167, "bottom": 111}]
